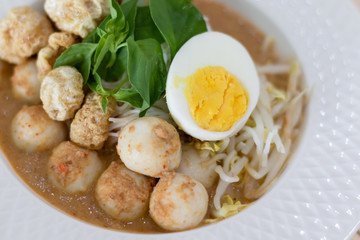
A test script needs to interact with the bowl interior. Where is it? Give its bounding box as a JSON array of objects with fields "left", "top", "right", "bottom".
[
  {"left": 0, "top": 0, "right": 309, "bottom": 237},
  {"left": 212, "top": 0, "right": 296, "bottom": 59}
]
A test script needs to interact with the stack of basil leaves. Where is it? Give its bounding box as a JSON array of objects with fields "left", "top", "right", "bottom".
[{"left": 54, "top": 0, "right": 208, "bottom": 116}]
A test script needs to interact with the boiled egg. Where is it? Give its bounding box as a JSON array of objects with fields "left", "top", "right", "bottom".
[{"left": 166, "top": 32, "right": 260, "bottom": 141}]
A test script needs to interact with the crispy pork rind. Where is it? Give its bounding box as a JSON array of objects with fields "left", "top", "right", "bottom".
[
  {"left": 36, "top": 32, "right": 77, "bottom": 81},
  {"left": 70, "top": 92, "right": 116, "bottom": 150},
  {"left": 40, "top": 66, "right": 84, "bottom": 121},
  {"left": 44, "top": 0, "right": 110, "bottom": 38},
  {"left": 0, "top": 6, "right": 54, "bottom": 64}
]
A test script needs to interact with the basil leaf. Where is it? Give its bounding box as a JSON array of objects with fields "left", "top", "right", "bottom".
[
  {"left": 149, "top": 0, "right": 207, "bottom": 59},
  {"left": 87, "top": 0, "right": 137, "bottom": 81},
  {"left": 127, "top": 37, "right": 167, "bottom": 116},
  {"left": 84, "top": 0, "right": 137, "bottom": 44},
  {"left": 106, "top": 0, "right": 126, "bottom": 34},
  {"left": 83, "top": 15, "right": 111, "bottom": 43},
  {"left": 93, "top": 34, "right": 114, "bottom": 74},
  {"left": 105, "top": 46, "right": 128, "bottom": 82},
  {"left": 112, "top": 88, "right": 143, "bottom": 108},
  {"left": 54, "top": 43, "right": 97, "bottom": 83},
  {"left": 101, "top": 95, "right": 109, "bottom": 114},
  {"left": 96, "top": 28, "right": 107, "bottom": 38},
  {"left": 134, "top": 6, "right": 164, "bottom": 43},
  {"left": 121, "top": 0, "right": 138, "bottom": 38},
  {"left": 94, "top": 52, "right": 112, "bottom": 80},
  {"left": 88, "top": 73, "right": 112, "bottom": 96},
  {"left": 95, "top": 46, "right": 127, "bottom": 82}
]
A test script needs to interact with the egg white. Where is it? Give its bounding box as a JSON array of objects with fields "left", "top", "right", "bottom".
[{"left": 166, "top": 31, "right": 260, "bottom": 141}]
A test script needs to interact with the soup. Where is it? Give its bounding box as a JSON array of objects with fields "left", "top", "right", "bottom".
[{"left": 0, "top": 0, "right": 306, "bottom": 233}]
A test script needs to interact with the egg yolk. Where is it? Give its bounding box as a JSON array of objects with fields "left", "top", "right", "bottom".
[{"left": 183, "top": 66, "right": 248, "bottom": 132}]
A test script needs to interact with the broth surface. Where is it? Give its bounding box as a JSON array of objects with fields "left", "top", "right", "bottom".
[{"left": 0, "top": 0, "right": 277, "bottom": 233}]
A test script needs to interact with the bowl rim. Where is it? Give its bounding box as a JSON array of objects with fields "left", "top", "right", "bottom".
[{"left": 1, "top": 0, "right": 360, "bottom": 239}]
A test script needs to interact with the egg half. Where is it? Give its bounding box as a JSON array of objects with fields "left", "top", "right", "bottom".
[{"left": 166, "top": 32, "right": 260, "bottom": 141}]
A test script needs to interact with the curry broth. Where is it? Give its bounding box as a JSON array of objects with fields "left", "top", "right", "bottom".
[{"left": 0, "top": 0, "right": 275, "bottom": 233}]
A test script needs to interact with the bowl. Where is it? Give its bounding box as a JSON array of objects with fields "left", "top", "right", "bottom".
[{"left": 1, "top": 0, "right": 360, "bottom": 239}]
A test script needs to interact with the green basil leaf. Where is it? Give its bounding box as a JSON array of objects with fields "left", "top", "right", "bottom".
[
  {"left": 93, "top": 34, "right": 114, "bottom": 74},
  {"left": 54, "top": 43, "right": 97, "bottom": 83},
  {"left": 96, "top": 28, "right": 107, "bottom": 38},
  {"left": 134, "top": 6, "right": 164, "bottom": 43},
  {"left": 101, "top": 95, "right": 109, "bottom": 114},
  {"left": 88, "top": 73, "right": 111, "bottom": 95},
  {"left": 105, "top": 45, "right": 128, "bottom": 82},
  {"left": 149, "top": 0, "right": 207, "bottom": 58},
  {"left": 87, "top": 0, "right": 136, "bottom": 83},
  {"left": 106, "top": 0, "right": 126, "bottom": 34},
  {"left": 127, "top": 37, "right": 167, "bottom": 115},
  {"left": 115, "top": 23, "right": 130, "bottom": 46},
  {"left": 112, "top": 88, "right": 143, "bottom": 108},
  {"left": 120, "top": 0, "right": 138, "bottom": 38},
  {"left": 94, "top": 52, "right": 112, "bottom": 80},
  {"left": 84, "top": 0, "right": 136, "bottom": 44},
  {"left": 93, "top": 44, "right": 127, "bottom": 82},
  {"left": 106, "top": 43, "right": 117, "bottom": 68},
  {"left": 83, "top": 15, "right": 111, "bottom": 43}
]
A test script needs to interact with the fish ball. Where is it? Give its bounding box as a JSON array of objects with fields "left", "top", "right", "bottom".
[
  {"left": 117, "top": 117, "right": 181, "bottom": 177},
  {"left": 11, "top": 105, "right": 67, "bottom": 152},
  {"left": 150, "top": 172, "right": 208, "bottom": 231},
  {"left": 48, "top": 141, "right": 103, "bottom": 193},
  {"left": 11, "top": 59, "right": 41, "bottom": 104},
  {"left": 95, "top": 161, "right": 154, "bottom": 221},
  {"left": 177, "top": 145, "right": 218, "bottom": 189}
]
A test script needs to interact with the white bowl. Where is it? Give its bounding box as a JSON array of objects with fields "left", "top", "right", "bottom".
[{"left": 1, "top": 0, "right": 360, "bottom": 240}]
